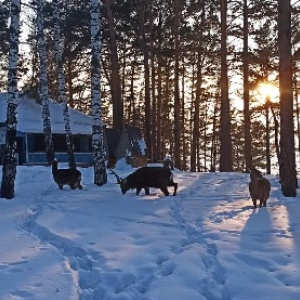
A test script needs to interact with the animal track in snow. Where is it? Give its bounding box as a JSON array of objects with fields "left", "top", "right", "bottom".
[
  {"left": 168, "top": 195, "right": 226, "bottom": 299},
  {"left": 21, "top": 206, "right": 106, "bottom": 298},
  {"left": 155, "top": 253, "right": 170, "bottom": 265},
  {"left": 158, "top": 260, "right": 176, "bottom": 277}
]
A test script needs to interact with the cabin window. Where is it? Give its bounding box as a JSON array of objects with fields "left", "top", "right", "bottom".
[
  {"left": 75, "top": 135, "right": 92, "bottom": 152},
  {"left": 73, "top": 135, "right": 81, "bottom": 152},
  {"left": 53, "top": 134, "right": 66, "bottom": 152},
  {"left": 30, "top": 134, "right": 46, "bottom": 152},
  {"left": 28, "top": 133, "right": 92, "bottom": 153}
]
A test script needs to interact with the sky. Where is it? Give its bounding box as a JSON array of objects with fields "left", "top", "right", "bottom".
[{"left": 0, "top": 160, "right": 300, "bottom": 300}]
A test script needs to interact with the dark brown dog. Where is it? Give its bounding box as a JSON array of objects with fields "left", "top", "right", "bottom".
[
  {"left": 52, "top": 160, "right": 82, "bottom": 190},
  {"left": 249, "top": 168, "right": 270, "bottom": 208}
]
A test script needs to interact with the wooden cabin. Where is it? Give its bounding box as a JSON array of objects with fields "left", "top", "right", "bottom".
[{"left": 0, "top": 93, "right": 119, "bottom": 166}]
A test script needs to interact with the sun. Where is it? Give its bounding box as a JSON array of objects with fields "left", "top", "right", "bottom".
[
  {"left": 257, "top": 82, "right": 279, "bottom": 103},
  {"left": 232, "top": 81, "right": 279, "bottom": 110}
]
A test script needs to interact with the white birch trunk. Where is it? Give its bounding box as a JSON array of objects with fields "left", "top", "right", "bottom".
[
  {"left": 90, "top": 0, "right": 107, "bottom": 186},
  {"left": 53, "top": 0, "right": 76, "bottom": 169},
  {"left": 1, "top": 0, "right": 21, "bottom": 199},
  {"left": 36, "top": 0, "right": 54, "bottom": 165}
]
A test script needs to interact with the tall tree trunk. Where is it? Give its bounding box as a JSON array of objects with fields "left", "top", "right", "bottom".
[
  {"left": 265, "top": 97, "right": 271, "bottom": 174},
  {"left": 181, "top": 57, "right": 187, "bottom": 170},
  {"left": 150, "top": 6, "right": 157, "bottom": 162},
  {"left": 139, "top": 0, "right": 151, "bottom": 159},
  {"left": 191, "top": 54, "right": 201, "bottom": 172},
  {"left": 270, "top": 105, "right": 280, "bottom": 163},
  {"left": 104, "top": 0, "right": 123, "bottom": 132},
  {"left": 292, "top": 66, "right": 300, "bottom": 173},
  {"left": 37, "top": 0, "right": 54, "bottom": 165},
  {"left": 243, "top": 0, "right": 252, "bottom": 170},
  {"left": 191, "top": 4, "right": 205, "bottom": 172},
  {"left": 157, "top": 53, "right": 162, "bottom": 160},
  {"left": 128, "top": 62, "right": 135, "bottom": 125},
  {"left": 53, "top": 0, "right": 76, "bottom": 169},
  {"left": 90, "top": 0, "right": 107, "bottom": 186},
  {"left": 295, "top": 84, "right": 300, "bottom": 168},
  {"left": 1, "top": 0, "right": 21, "bottom": 199},
  {"left": 66, "top": 57, "right": 74, "bottom": 108},
  {"left": 210, "top": 99, "right": 218, "bottom": 172},
  {"left": 156, "top": 13, "right": 162, "bottom": 161},
  {"left": 173, "top": 0, "right": 181, "bottom": 169},
  {"left": 219, "top": 0, "right": 233, "bottom": 172},
  {"left": 278, "top": 0, "right": 297, "bottom": 197}
]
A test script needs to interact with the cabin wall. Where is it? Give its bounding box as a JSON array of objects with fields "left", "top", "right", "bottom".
[
  {"left": 26, "top": 152, "right": 93, "bottom": 165},
  {"left": 25, "top": 133, "right": 94, "bottom": 165}
]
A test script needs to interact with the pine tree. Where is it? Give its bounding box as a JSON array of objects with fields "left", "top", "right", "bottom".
[
  {"left": 137, "top": 0, "right": 151, "bottom": 159},
  {"left": 1, "top": 0, "right": 21, "bottom": 199},
  {"left": 220, "top": 0, "right": 233, "bottom": 172},
  {"left": 53, "top": 0, "right": 76, "bottom": 169},
  {"left": 278, "top": 0, "right": 297, "bottom": 197},
  {"left": 103, "top": 0, "right": 123, "bottom": 132},
  {"left": 173, "top": 0, "right": 181, "bottom": 169},
  {"left": 90, "top": 0, "right": 107, "bottom": 186},
  {"left": 191, "top": 2, "right": 205, "bottom": 172},
  {"left": 243, "top": 0, "right": 252, "bottom": 170}
]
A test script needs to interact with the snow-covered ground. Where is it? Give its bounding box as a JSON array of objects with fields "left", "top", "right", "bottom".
[{"left": 0, "top": 161, "right": 300, "bottom": 300}]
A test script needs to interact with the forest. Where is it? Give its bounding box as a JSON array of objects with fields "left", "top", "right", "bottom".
[{"left": 0, "top": 0, "right": 299, "bottom": 198}]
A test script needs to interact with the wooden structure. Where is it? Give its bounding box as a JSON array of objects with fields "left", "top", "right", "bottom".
[
  {"left": 115, "top": 125, "right": 148, "bottom": 168},
  {"left": 0, "top": 93, "right": 119, "bottom": 166}
]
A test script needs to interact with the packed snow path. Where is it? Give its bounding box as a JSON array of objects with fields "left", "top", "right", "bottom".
[{"left": 1, "top": 166, "right": 300, "bottom": 299}]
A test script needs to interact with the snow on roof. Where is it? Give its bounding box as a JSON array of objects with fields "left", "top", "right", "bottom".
[{"left": 0, "top": 93, "right": 94, "bottom": 134}]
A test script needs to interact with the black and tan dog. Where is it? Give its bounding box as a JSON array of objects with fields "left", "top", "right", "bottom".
[{"left": 52, "top": 159, "right": 82, "bottom": 190}]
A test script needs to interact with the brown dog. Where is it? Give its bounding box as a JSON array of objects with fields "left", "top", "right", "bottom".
[{"left": 249, "top": 168, "right": 270, "bottom": 208}]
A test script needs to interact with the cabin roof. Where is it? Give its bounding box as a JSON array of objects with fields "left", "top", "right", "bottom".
[{"left": 0, "top": 93, "right": 93, "bottom": 134}]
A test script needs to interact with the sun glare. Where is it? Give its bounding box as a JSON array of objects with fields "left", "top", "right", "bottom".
[
  {"left": 232, "top": 82, "right": 279, "bottom": 110},
  {"left": 257, "top": 82, "right": 279, "bottom": 103}
]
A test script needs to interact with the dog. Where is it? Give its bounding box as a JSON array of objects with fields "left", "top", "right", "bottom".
[
  {"left": 52, "top": 159, "right": 82, "bottom": 190},
  {"left": 249, "top": 167, "right": 270, "bottom": 208}
]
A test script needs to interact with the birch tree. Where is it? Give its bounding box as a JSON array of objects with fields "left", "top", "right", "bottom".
[
  {"left": 53, "top": 0, "right": 76, "bottom": 169},
  {"left": 1, "top": 0, "right": 21, "bottom": 199},
  {"left": 90, "top": 0, "right": 107, "bottom": 186},
  {"left": 36, "top": 0, "right": 54, "bottom": 165},
  {"left": 0, "top": 0, "right": 9, "bottom": 90}
]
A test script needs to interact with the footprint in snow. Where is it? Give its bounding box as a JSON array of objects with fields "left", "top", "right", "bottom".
[
  {"left": 159, "top": 260, "right": 176, "bottom": 277},
  {"left": 155, "top": 253, "right": 169, "bottom": 265}
]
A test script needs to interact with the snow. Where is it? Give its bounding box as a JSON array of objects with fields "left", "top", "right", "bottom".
[
  {"left": 0, "top": 93, "right": 93, "bottom": 134},
  {"left": 137, "top": 139, "right": 147, "bottom": 156},
  {"left": 1, "top": 163, "right": 300, "bottom": 300}
]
